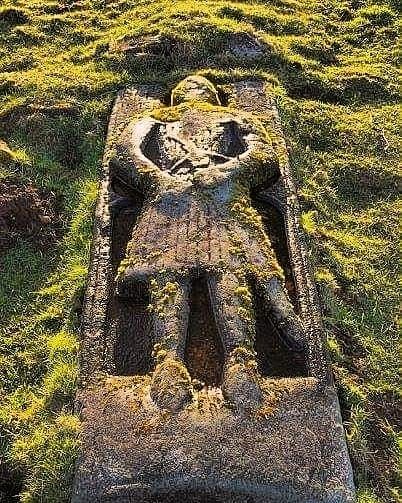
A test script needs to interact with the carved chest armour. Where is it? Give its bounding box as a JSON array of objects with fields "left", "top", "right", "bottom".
[{"left": 119, "top": 106, "right": 282, "bottom": 276}]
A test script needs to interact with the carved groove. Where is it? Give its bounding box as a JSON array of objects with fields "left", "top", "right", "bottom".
[
  {"left": 185, "top": 276, "right": 224, "bottom": 386},
  {"left": 252, "top": 284, "right": 308, "bottom": 378},
  {"left": 112, "top": 295, "right": 153, "bottom": 376},
  {"left": 251, "top": 198, "right": 307, "bottom": 376},
  {"left": 110, "top": 177, "right": 152, "bottom": 376},
  {"left": 252, "top": 197, "right": 298, "bottom": 310}
]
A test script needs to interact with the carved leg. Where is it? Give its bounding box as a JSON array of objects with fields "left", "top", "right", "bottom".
[
  {"left": 207, "top": 271, "right": 262, "bottom": 410},
  {"left": 257, "top": 275, "right": 306, "bottom": 351},
  {"left": 149, "top": 274, "right": 193, "bottom": 412}
]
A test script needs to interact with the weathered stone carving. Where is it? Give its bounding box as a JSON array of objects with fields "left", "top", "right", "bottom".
[
  {"left": 72, "top": 76, "right": 355, "bottom": 503},
  {"left": 109, "top": 75, "right": 305, "bottom": 412}
]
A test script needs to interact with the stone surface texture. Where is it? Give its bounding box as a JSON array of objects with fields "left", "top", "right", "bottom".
[{"left": 72, "top": 76, "right": 355, "bottom": 503}]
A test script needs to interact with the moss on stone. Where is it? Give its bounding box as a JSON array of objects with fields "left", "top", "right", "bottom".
[
  {"left": 171, "top": 75, "right": 221, "bottom": 106},
  {"left": 150, "top": 356, "right": 193, "bottom": 411},
  {"left": 149, "top": 279, "right": 180, "bottom": 316},
  {"left": 0, "top": 0, "right": 398, "bottom": 500}
]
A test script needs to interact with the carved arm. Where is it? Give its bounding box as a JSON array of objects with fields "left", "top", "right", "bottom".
[
  {"left": 109, "top": 118, "right": 175, "bottom": 194},
  {"left": 195, "top": 119, "right": 280, "bottom": 190}
]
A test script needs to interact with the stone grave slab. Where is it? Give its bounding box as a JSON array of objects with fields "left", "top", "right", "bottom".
[{"left": 72, "top": 76, "right": 355, "bottom": 503}]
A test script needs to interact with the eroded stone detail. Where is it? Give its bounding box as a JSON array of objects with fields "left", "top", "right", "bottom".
[
  {"left": 72, "top": 76, "right": 355, "bottom": 503},
  {"left": 109, "top": 75, "right": 305, "bottom": 412}
]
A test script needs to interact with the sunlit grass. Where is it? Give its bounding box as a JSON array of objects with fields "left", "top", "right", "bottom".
[{"left": 0, "top": 0, "right": 399, "bottom": 501}]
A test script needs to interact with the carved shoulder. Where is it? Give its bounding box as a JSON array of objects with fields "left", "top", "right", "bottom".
[{"left": 110, "top": 117, "right": 177, "bottom": 194}]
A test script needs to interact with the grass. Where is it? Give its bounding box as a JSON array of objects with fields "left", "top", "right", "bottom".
[{"left": 0, "top": 0, "right": 400, "bottom": 502}]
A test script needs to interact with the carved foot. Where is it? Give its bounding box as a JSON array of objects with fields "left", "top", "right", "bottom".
[
  {"left": 222, "top": 349, "right": 262, "bottom": 411},
  {"left": 150, "top": 356, "right": 193, "bottom": 412}
]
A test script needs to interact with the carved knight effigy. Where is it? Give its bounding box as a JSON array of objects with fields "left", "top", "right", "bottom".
[
  {"left": 72, "top": 76, "right": 355, "bottom": 503},
  {"left": 110, "top": 75, "right": 305, "bottom": 412}
]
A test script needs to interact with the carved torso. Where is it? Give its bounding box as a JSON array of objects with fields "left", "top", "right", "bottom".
[
  {"left": 116, "top": 106, "right": 282, "bottom": 279},
  {"left": 126, "top": 191, "right": 274, "bottom": 273}
]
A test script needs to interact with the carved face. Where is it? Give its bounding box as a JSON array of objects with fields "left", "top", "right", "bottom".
[
  {"left": 171, "top": 75, "right": 221, "bottom": 106},
  {"left": 142, "top": 109, "right": 251, "bottom": 179}
]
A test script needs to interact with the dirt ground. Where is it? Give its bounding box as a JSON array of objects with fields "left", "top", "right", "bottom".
[{"left": 0, "top": 179, "right": 59, "bottom": 253}]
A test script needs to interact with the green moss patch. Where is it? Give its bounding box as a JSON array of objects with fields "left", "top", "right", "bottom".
[{"left": 0, "top": 0, "right": 399, "bottom": 502}]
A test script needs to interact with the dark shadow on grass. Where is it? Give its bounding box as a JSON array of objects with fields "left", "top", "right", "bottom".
[
  {"left": 0, "top": 455, "right": 23, "bottom": 503},
  {"left": 0, "top": 240, "right": 61, "bottom": 325}
]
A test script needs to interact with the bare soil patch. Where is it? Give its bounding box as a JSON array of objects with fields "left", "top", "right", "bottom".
[{"left": 0, "top": 179, "right": 59, "bottom": 253}]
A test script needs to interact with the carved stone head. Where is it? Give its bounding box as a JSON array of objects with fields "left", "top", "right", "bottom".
[{"left": 171, "top": 75, "right": 221, "bottom": 106}]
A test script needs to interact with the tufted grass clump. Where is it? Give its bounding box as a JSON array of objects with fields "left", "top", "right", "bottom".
[
  {"left": 0, "top": 0, "right": 399, "bottom": 502},
  {"left": 11, "top": 414, "right": 80, "bottom": 503}
]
